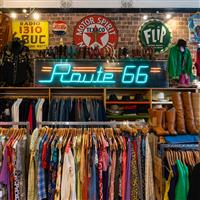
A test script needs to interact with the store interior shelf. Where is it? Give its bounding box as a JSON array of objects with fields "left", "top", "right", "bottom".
[
  {"left": 152, "top": 101, "right": 173, "bottom": 105},
  {"left": 107, "top": 114, "right": 149, "bottom": 120},
  {"left": 106, "top": 101, "right": 150, "bottom": 105}
]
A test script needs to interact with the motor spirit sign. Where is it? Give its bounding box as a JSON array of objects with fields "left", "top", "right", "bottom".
[
  {"left": 34, "top": 59, "right": 168, "bottom": 88},
  {"left": 73, "top": 15, "right": 118, "bottom": 51},
  {"left": 139, "top": 20, "right": 172, "bottom": 53},
  {"left": 12, "top": 21, "right": 49, "bottom": 50}
]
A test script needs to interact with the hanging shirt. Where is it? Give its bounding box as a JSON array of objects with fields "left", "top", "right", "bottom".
[
  {"left": 12, "top": 99, "right": 23, "bottom": 128},
  {"left": 27, "top": 128, "right": 39, "bottom": 200},
  {"left": 121, "top": 137, "right": 127, "bottom": 200},
  {"left": 36, "top": 98, "right": 45, "bottom": 127},
  {"left": 0, "top": 146, "right": 10, "bottom": 199},
  {"left": 145, "top": 135, "right": 155, "bottom": 200},
  {"left": 61, "top": 144, "right": 76, "bottom": 200}
]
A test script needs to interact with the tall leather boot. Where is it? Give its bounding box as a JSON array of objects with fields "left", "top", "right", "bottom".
[
  {"left": 181, "top": 92, "right": 198, "bottom": 134},
  {"left": 148, "top": 108, "right": 168, "bottom": 135},
  {"left": 191, "top": 93, "right": 200, "bottom": 133},
  {"left": 172, "top": 92, "right": 186, "bottom": 134},
  {"left": 166, "top": 108, "right": 177, "bottom": 135}
]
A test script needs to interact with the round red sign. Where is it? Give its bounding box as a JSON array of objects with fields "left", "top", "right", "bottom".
[
  {"left": 52, "top": 21, "right": 67, "bottom": 35},
  {"left": 73, "top": 15, "right": 118, "bottom": 51}
]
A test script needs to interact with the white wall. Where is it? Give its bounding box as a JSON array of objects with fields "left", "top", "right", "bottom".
[{"left": 2, "top": 0, "right": 200, "bottom": 8}]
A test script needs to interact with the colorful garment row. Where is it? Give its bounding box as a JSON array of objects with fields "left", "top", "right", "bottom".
[
  {"left": 27, "top": 127, "right": 155, "bottom": 200},
  {"left": 48, "top": 98, "right": 105, "bottom": 122},
  {"left": 0, "top": 128, "right": 29, "bottom": 200},
  {"left": 0, "top": 97, "right": 106, "bottom": 131},
  {"left": 0, "top": 98, "right": 49, "bottom": 130}
]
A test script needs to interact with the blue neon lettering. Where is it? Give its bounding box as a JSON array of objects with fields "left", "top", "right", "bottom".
[
  {"left": 136, "top": 66, "right": 149, "bottom": 84},
  {"left": 71, "top": 73, "right": 81, "bottom": 83},
  {"left": 122, "top": 65, "right": 136, "bottom": 84},
  {"left": 39, "top": 64, "right": 71, "bottom": 83},
  {"left": 82, "top": 74, "right": 95, "bottom": 83},
  {"left": 103, "top": 73, "right": 115, "bottom": 83},
  {"left": 39, "top": 65, "right": 116, "bottom": 84},
  {"left": 96, "top": 67, "right": 103, "bottom": 82}
]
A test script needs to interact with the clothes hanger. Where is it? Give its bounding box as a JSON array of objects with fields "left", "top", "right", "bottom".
[{"left": 166, "top": 151, "right": 173, "bottom": 171}]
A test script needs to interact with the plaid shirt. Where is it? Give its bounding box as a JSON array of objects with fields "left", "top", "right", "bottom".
[{"left": 37, "top": 135, "right": 48, "bottom": 200}]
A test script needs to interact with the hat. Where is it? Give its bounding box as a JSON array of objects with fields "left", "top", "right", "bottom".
[
  {"left": 122, "top": 96, "right": 131, "bottom": 101},
  {"left": 109, "top": 94, "right": 118, "bottom": 101},
  {"left": 153, "top": 92, "right": 165, "bottom": 101},
  {"left": 134, "top": 94, "right": 144, "bottom": 102}
]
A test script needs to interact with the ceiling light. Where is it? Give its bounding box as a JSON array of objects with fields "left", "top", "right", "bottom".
[
  {"left": 33, "top": 12, "right": 40, "bottom": 20},
  {"left": 166, "top": 13, "right": 172, "bottom": 19},
  {"left": 10, "top": 12, "right": 17, "bottom": 19},
  {"left": 143, "top": 15, "right": 148, "bottom": 20},
  {"left": 22, "top": 9, "right": 27, "bottom": 13}
]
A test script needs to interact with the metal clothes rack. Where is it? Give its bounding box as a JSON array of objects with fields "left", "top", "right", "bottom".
[
  {"left": 37, "top": 120, "right": 147, "bottom": 127},
  {"left": 160, "top": 143, "right": 200, "bottom": 160},
  {"left": 0, "top": 122, "right": 30, "bottom": 132}
]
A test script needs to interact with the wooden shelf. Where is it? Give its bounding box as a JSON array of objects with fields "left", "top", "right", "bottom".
[
  {"left": 152, "top": 101, "right": 173, "bottom": 105},
  {"left": 106, "top": 101, "right": 150, "bottom": 105},
  {"left": 107, "top": 114, "right": 149, "bottom": 120}
]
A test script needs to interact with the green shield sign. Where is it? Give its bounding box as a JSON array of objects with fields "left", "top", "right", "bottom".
[{"left": 139, "top": 20, "right": 172, "bottom": 53}]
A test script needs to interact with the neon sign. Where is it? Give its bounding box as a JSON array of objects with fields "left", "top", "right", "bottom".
[{"left": 34, "top": 59, "right": 168, "bottom": 88}]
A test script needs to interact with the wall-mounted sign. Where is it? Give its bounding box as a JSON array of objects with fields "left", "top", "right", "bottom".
[
  {"left": 34, "top": 59, "right": 168, "bottom": 88},
  {"left": 12, "top": 21, "right": 49, "bottom": 50},
  {"left": 73, "top": 15, "right": 118, "bottom": 51},
  {"left": 139, "top": 20, "right": 172, "bottom": 53},
  {"left": 52, "top": 21, "right": 67, "bottom": 35},
  {"left": 188, "top": 14, "right": 200, "bottom": 44}
]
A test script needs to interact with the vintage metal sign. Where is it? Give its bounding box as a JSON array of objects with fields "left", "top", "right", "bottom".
[
  {"left": 12, "top": 20, "right": 49, "bottom": 50},
  {"left": 34, "top": 59, "right": 168, "bottom": 88},
  {"left": 139, "top": 19, "right": 172, "bottom": 53},
  {"left": 73, "top": 15, "right": 118, "bottom": 51},
  {"left": 52, "top": 21, "right": 67, "bottom": 35}
]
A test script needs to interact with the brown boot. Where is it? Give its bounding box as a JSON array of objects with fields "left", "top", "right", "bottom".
[
  {"left": 171, "top": 92, "right": 186, "bottom": 134},
  {"left": 166, "top": 108, "right": 177, "bottom": 135},
  {"left": 148, "top": 108, "right": 169, "bottom": 135},
  {"left": 181, "top": 92, "right": 198, "bottom": 134},
  {"left": 191, "top": 93, "right": 200, "bottom": 133}
]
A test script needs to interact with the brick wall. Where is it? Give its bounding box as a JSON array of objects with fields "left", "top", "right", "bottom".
[{"left": 17, "top": 12, "right": 198, "bottom": 61}]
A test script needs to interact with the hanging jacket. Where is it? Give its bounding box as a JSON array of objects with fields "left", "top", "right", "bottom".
[
  {"left": 0, "top": 38, "right": 33, "bottom": 86},
  {"left": 167, "top": 45, "right": 193, "bottom": 80}
]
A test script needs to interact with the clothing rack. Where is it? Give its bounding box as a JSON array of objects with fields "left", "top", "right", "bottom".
[
  {"left": 0, "top": 121, "right": 30, "bottom": 132},
  {"left": 37, "top": 120, "right": 146, "bottom": 127},
  {"left": 160, "top": 143, "right": 200, "bottom": 160}
]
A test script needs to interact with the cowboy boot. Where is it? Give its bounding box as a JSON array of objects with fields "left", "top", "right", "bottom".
[
  {"left": 181, "top": 92, "right": 198, "bottom": 134},
  {"left": 191, "top": 93, "right": 200, "bottom": 133},
  {"left": 171, "top": 92, "right": 186, "bottom": 134},
  {"left": 155, "top": 108, "right": 169, "bottom": 135},
  {"left": 166, "top": 108, "right": 177, "bottom": 135},
  {"left": 148, "top": 108, "right": 168, "bottom": 135}
]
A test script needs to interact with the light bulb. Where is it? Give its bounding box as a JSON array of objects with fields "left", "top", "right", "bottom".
[
  {"left": 33, "top": 12, "right": 40, "bottom": 20},
  {"left": 166, "top": 13, "right": 172, "bottom": 19},
  {"left": 143, "top": 15, "right": 148, "bottom": 20},
  {"left": 22, "top": 9, "right": 27, "bottom": 13},
  {"left": 10, "top": 12, "right": 17, "bottom": 19}
]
